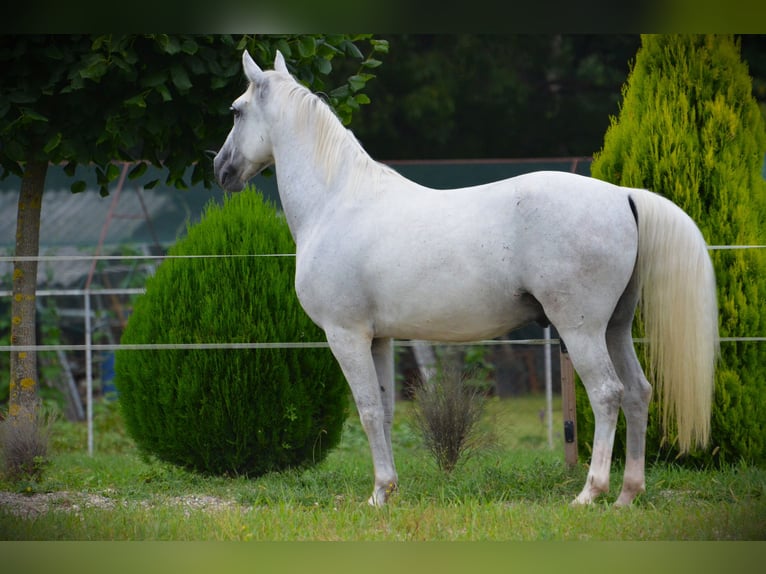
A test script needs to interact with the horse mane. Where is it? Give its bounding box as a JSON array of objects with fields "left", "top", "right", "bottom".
[{"left": 271, "top": 76, "right": 399, "bottom": 192}]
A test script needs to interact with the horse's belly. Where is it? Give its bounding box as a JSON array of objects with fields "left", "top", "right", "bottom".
[
  {"left": 371, "top": 287, "right": 542, "bottom": 342},
  {"left": 296, "top": 246, "right": 540, "bottom": 341}
]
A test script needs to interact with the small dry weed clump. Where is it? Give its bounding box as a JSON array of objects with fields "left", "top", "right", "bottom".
[
  {"left": 411, "top": 367, "right": 494, "bottom": 473},
  {"left": 0, "top": 405, "right": 55, "bottom": 481}
]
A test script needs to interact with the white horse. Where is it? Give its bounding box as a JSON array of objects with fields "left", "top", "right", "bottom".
[{"left": 214, "top": 51, "right": 719, "bottom": 507}]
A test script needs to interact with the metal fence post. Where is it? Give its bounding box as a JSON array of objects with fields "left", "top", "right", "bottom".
[
  {"left": 84, "top": 289, "right": 93, "bottom": 456},
  {"left": 544, "top": 326, "right": 553, "bottom": 449}
]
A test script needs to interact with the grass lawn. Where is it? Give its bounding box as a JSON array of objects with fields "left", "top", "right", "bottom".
[{"left": 1, "top": 395, "right": 764, "bottom": 541}]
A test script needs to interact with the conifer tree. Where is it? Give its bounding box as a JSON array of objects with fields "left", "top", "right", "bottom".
[{"left": 580, "top": 34, "right": 766, "bottom": 465}]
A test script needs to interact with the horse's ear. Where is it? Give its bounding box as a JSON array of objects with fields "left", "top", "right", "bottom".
[
  {"left": 242, "top": 50, "right": 264, "bottom": 83},
  {"left": 274, "top": 50, "right": 289, "bottom": 74}
]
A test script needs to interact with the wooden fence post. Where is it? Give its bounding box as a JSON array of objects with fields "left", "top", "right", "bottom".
[{"left": 559, "top": 339, "right": 578, "bottom": 468}]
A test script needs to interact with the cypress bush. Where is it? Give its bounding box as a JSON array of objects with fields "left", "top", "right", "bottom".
[
  {"left": 115, "top": 189, "right": 348, "bottom": 476},
  {"left": 578, "top": 34, "right": 766, "bottom": 466}
]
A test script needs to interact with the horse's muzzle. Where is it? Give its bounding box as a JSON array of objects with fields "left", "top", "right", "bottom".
[{"left": 213, "top": 148, "right": 246, "bottom": 192}]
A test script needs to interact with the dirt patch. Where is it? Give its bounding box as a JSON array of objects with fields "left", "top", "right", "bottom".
[
  {"left": 0, "top": 490, "right": 246, "bottom": 519},
  {"left": 0, "top": 491, "right": 116, "bottom": 519}
]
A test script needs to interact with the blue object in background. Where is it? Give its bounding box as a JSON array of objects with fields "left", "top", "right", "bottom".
[{"left": 101, "top": 352, "right": 118, "bottom": 399}]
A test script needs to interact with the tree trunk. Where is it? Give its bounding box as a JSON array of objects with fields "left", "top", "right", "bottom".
[{"left": 8, "top": 160, "right": 48, "bottom": 428}]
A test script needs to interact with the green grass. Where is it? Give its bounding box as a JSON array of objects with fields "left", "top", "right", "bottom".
[{"left": 1, "top": 396, "right": 764, "bottom": 540}]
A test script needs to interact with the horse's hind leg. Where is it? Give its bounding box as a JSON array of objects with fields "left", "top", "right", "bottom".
[
  {"left": 607, "top": 280, "right": 652, "bottom": 506},
  {"left": 325, "top": 327, "right": 398, "bottom": 506},
  {"left": 559, "top": 327, "right": 623, "bottom": 505}
]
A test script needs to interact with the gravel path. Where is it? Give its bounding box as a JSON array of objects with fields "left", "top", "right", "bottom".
[{"left": 0, "top": 490, "right": 246, "bottom": 519}]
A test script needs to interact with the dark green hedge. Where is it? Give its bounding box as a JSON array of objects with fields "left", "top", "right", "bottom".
[{"left": 115, "top": 189, "right": 348, "bottom": 476}]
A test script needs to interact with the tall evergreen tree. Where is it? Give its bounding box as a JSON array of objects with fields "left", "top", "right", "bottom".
[{"left": 583, "top": 34, "right": 766, "bottom": 465}]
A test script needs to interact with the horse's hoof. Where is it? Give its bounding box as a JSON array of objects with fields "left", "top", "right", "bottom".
[
  {"left": 368, "top": 481, "right": 397, "bottom": 507},
  {"left": 570, "top": 492, "right": 595, "bottom": 506},
  {"left": 614, "top": 491, "right": 639, "bottom": 507}
]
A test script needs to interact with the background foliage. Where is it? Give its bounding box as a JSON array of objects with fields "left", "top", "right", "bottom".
[
  {"left": 0, "top": 34, "right": 387, "bottom": 194},
  {"left": 348, "top": 34, "right": 766, "bottom": 161}
]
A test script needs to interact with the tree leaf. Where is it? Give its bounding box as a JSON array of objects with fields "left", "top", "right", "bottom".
[
  {"left": 128, "top": 162, "right": 148, "bottom": 180},
  {"left": 141, "top": 70, "right": 167, "bottom": 88},
  {"left": 157, "top": 35, "right": 181, "bottom": 55},
  {"left": 297, "top": 36, "right": 316, "bottom": 58},
  {"left": 316, "top": 41, "right": 342, "bottom": 58},
  {"left": 125, "top": 93, "right": 147, "bottom": 108},
  {"left": 79, "top": 55, "right": 108, "bottom": 81},
  {"left": 342, "top": 40, "right": 363, "bottom": 59},
  {"left": 180, "top": 39, "right": 199, "bottom": 55},
  {"left": 106, "top": 162, "right": 121, "bottom": 182},
  {"left": 347, "top": 74, "right": 369, "bottom": 92},
  {"left": 316, "top": 57, "right": 332, "bottom": 76},
  {"left": 329, "top": 85, "right": 350, "bottom": 99},
  {"left": 156, "top": 83, "right": 172, "bottom": 102},
  {"left": 362, "top": 58, "right": 382, "bottom": 69},
  {"left": 276, "top": 39, "right": 292, "bottom": 58},
  {"left": 345, "top": 95, "right": 360, "bottom": 110},
  {"left": 371, "top": 39, "right": 389, "bottom": 54},
  {"left": 111, "top": 54, "right": 133, "bottom": 74},
  {"left": 170, "top": 64, "right": 192, "bottom": 92},
  {"left": 21, "top": 108, "right": 48, "bottom": 122},
  {"left": 43, "top": 132, "right": 62, "bottom": 154},
  {"left": 211, "top": 76, "right": 229, "bottom": 90},
  {"left": 70, "top": 180, "right": 87, "bottom": 193}
]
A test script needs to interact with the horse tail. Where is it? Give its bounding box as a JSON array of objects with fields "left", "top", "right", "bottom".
[{"left": 630, "top": 188, "right": 719, "bottom": 453}]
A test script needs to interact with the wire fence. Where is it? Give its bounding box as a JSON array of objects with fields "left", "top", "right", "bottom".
[
  {"left": 2, "top": 245, "right": 765, "bottom": 353},
  {"left": 1, "top": 241, "right": 765, "bottom": 264},
  {"left": 2, "top": 337, "right": 766, "bottom": 354},
  {"left": 2, "top": 247, "right": 765, "bottom": 456}
]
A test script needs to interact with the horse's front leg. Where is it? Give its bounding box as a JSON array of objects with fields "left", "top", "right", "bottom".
[
  {"left": 372, "top": 337, "right": 397, "bottom": 465},
  {"left": 326, "top": 327, "right": 398, "bottom": 506}
]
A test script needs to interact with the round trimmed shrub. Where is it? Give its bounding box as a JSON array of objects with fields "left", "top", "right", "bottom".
[{"left": 115, "top": 189, "right": 348, "bottom": 476}]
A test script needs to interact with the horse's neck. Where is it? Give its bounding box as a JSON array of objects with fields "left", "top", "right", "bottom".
[
  {"left": 271, "top": 105, "right": 403, "bottom": 242},
  {"left": 272, "top": 147, "right": 326, "bottom": 242}
]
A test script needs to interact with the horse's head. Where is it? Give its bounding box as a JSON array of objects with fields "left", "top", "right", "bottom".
[{"left": 214, "top": 50, "right": 289, "bottom": 192}]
